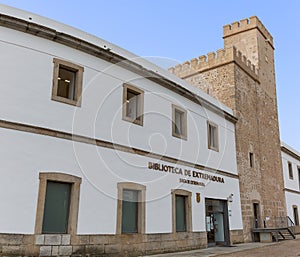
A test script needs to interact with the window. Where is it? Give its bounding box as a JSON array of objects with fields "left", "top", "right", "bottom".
[
  {"left": 293, "top": 206, "right": 299, "bottom": 226},
  {"left": 176, "top": 195, "right": 187, "bottom": 232},
  {"left": 52, "top": 58, "right": 84, "bottom": 106},
  {"left": 207, "top": 121, "right": 219, "bottom": 151},
  {"left": 35, "top": 173, "right": 81, "bottom": 235},
  {"left": 116, "top": 182, "right": 146, "bottom": 234},
  {"left": 249, "top": 152, "right": 254, "bottom": 168},
  {"left": 172, "top": 105, "right": 187, "bottom": 140},
  {"left": 288, "top": 162, "right": 293, "bottom": 180},
  {"left": 42, "top": 181, "right": 71, "bottom": 233},
  {"left": 172, "top": 189, "right": 192, "bottom": 233},
  {"left": 122, "top": 190, "right": 138, "bottom": 233},
  {"left": 122, "top": 84, "right": 144, "bottom": 126}
]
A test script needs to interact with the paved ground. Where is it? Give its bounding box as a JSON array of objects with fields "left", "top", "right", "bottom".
[{"left": 142, "top": 236, "right": 300, "bottom": 257}]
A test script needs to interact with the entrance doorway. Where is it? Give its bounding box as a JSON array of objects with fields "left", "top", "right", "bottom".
[
  {"left": 253, "top": 203, "right": 260, "bottom": 228},
  {"left": 253, "top": 202, "right": 261, "bottom": 242},
  {"left": 205, "top": 199, "right": 230, "bottom": 247}
]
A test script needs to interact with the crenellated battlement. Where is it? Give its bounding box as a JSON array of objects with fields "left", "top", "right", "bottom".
[
  {"left": 223, "top": 16, "right": 274, "bottom": 47},
  {"left": 168, "top": 46, "right": 258, "bottom": 81}
]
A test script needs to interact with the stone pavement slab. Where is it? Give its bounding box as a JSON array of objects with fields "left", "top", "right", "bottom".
[{"left": 141, "top": 237, "right": 300, "bottom": 257}]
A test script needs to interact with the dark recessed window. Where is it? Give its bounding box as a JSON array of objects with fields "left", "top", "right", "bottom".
[
  {"left": 249, "top": 152, "right": 254, "bottom": 168},
  {"left": 175, "top": 195, "right": 187, "bottom": 232},
  {"left": 52, "top": 58, "right": 84, "bottom": 106},
  {"left": 122, "top": 189, "right": 138, "bottom": 233},
  {"left": 122, "top": 84, "right": 144, "bottom": 126},
  {"left": 42, "top": 181, "right": 71, "bottom": 234},
  {"left": 208, "top": 122, "right": 219, "bottom": 151},
  {"left": 172, "top": 105, "right": 187, "bottom": 140},
  {"left": 288, "top": 162, "right": 293, "bottom": 180}
]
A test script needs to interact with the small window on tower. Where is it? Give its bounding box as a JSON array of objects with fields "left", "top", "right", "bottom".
[{"left": 249, "top": 152, "right": 254, "bottom": 168}]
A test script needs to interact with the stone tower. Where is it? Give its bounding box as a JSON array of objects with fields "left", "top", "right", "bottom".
[{"left": 169, "top": 16, "right": 286, "bottom": 242}]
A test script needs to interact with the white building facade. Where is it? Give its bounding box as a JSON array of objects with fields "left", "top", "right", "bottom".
[
  {"left": 0, "top": 5, "right": 243, "bottom": 256},
  {"left": 281, "top": 142, "right": 300, "bottom": 233}
]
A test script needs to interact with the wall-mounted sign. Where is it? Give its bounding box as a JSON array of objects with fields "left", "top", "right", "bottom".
[{"left": 147, "top": 162, "right": 225, "bottom": 186}]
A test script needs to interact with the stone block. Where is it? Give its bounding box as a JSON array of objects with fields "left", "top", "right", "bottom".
[
  {"left": 51, "top": 245, "right": 59, "bottom": 256},
  {"left": 35, "top": 235, "right": 45, "bottom": 245},
  {"left": 145, "top": 234, "right": 161, "bottom": 242},
  {"left": 2, "top": 245, "right": 20, "bottom": 255},
  {"left": 0, "top": 235, "right": 23, "bottom": 245},
  {"left": 177, "top": 232, "right": 190, "bottom": 240},
  {"left": 71, "top": 235, "right": 89, "bottom": 245},
  {"left": 120, "top": 233, "right": 142, "bottom": 244},
  {"left": 104, "top": 244, "right": 121, "bottom": 254},
  {"left": 175, "top": 239, "right": 189, "bottom": 249},
  {"left": 85, "top": 245, "right": 104, "bottom": 254},
  {"left": 144, "top": 241, "right": 161, "bottom": 251},
  {"left": 107, "top": 235, "right": 121, "bottom": 245},
  {"left": 45, "top": 234, "right": 62, "bottom": 245},
  {"left": 89, "top": 235, "right": 109, "bottom": 245},
  {"left": 59, "top": 245, "right": 73, "bottom": 255},
  {"left": 72, "top": 245, "right": 85, "bottom": 254},
  {"left": 22, "top": 235, "right": 35, "bottom": 245},
  {"left": 160, "top": 233, "right": 175, "bottom": 241},
  {"left": 40, "top": 246, "right": 52, "bottom": 256},
  {"left": 20, "top": 244, "right": 40, "bottom": 256},
  {"left": 61, "top": 235, "right": 71, "bottom": 245},
  {"left": 122, "top": 243, "right": 145, "bottom": 256},
  {"left": 160, "top": 240, "right": 176, "bottom": 251}
]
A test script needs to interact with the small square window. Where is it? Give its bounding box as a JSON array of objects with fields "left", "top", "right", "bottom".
[
  {"left": 288, "top": 162, "right": 294, "bottom": 180},
  {"left": 122, "top": 84, "right": 144, "bottom": 126},
  {"left": 208, "top": 121, "right": 219, "bottom": 151},
  {"left": 172, "top": 105, "right": 187, "bottom": 140},
  {"left": 52, "top": 58, "right": 84, "bottom": 106}
]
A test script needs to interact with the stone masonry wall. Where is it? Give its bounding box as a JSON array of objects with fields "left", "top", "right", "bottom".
[
  {"left": 0, "top": 232, "right": 209, "bottom": 257},
  {"left": 169, "top": 16, "right": 286, "bottom": 242},
  {"left": 223, "top": 16, "right": 286, "bottom": 227}
]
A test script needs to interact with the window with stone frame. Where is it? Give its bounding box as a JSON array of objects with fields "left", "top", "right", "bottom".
[
  {"left": 122, "top": 84, "right": 144, "bottom": 126},
  {"left": 172, "top": 104, "right": 187, "bottom": 140},
  {"left": 207, "top": 121, "right": 219, "bottom": 151},
  {"left": 51, "top": 58, "right": 84, "bottom": 106},
  {"left": 35, "top": 173, "right": 81, "bottom": 235},
  {"left": 172, "top": 189, "right": 192, "bottom": 233},
  {"left": 116, "top": 182, "right": 146, "bottom": 234}
]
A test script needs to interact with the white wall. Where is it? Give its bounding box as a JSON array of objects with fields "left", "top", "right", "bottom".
[
  {"left": 282, "top": 151, "right": 300, "bottom": 191},
  {"left": 0, "top": 26, "right": 237, "bottom": 175},
  {"left": 0, "top": 128, "right": 242, "bottom": 234},
  {"left": 281, "top": 149, "right": 300, "bottom": 223},
  {"left": 0, "top": 21, "right": 242, "bottom": 235},
  {"left": 285, "top": 191, "right": 300, "bottom": 223}
]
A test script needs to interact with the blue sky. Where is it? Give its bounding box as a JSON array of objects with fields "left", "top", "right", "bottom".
[{"left": 1, "top": 0, "right": 300, "bottom": 151}]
